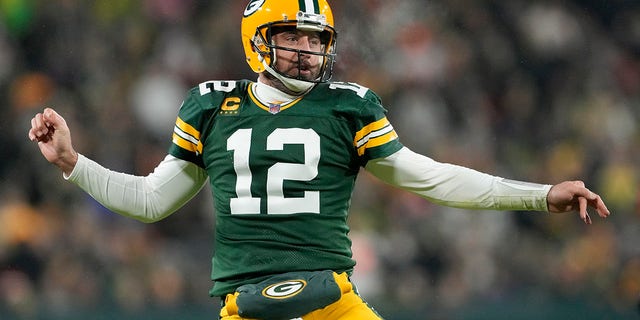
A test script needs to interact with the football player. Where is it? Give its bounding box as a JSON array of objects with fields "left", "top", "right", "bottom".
[{"left": 28, "top": 0, "right": 610, "bottom": 319}]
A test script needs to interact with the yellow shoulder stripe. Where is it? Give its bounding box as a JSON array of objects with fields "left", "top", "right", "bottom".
[
  {"left": 175, "top": 117, "right": 200, "bottom": 139},
  {"left": 354, "top": 118, "right": 389, "bottom": 143},
  {"left": 354, "top": 117, "right": 398, "bottom": 156},
  {"left": 173, "top": 117, "right": 203, "bottom": 155}
]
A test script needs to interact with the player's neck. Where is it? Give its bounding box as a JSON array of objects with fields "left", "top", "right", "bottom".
[{"left": 254, "top": 78, "right": 300, "bottom": 105}]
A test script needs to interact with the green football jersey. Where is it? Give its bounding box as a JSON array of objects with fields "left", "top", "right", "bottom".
[{"left": 169, "top": 79, "right": 403, "bottom": 296}]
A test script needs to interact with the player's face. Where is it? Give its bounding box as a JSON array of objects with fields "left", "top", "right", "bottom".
[{"left": 271, "top": 30, "right": 325, "bottom": 81}]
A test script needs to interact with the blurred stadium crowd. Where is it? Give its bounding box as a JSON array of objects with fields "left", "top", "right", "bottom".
[{"left": 0, "top": 0, "right": 639, "bottom": 319}]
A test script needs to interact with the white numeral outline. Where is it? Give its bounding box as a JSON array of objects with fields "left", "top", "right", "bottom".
[
  {"left": 199, "top": 80, "right": 237, "bottom": 95},
  {"left": 227, "top": 128, "right": 320, "bottom": 215},
  {"left": 329, "top": 82, "right": 369, "bottom": 98}
]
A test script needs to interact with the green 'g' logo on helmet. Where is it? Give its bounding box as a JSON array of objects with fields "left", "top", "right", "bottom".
[{"left": 244, "top": 0, "right": 266, "bottom": 17}]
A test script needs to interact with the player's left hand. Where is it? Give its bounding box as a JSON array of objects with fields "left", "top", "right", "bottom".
[{"left": 546, "top": 180, "right": 610, "bottom": 224}]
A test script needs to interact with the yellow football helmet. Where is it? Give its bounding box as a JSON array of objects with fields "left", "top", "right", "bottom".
[{"left": 241, "top": 0, "right": 337, "bottom": 83}]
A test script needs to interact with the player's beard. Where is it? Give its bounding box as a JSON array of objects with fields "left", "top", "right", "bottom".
[
  {"left": 278, "top": 51, "right": 322, "bottom": 82},
  {"left": 263, "top": 51, "right": 323, "bottom": 95}
]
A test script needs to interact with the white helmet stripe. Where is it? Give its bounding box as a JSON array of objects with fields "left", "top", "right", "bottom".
[
  {"left": 299, "top": 0, "right": 318, "bottom": 14},
  {"left": 305, "top": 0, "right": 316, "bottom": 13}
]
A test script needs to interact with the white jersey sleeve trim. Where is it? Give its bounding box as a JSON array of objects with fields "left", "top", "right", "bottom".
[
  {"left": 364, "top": 147, "right": 552, "bottom": 212},
  {"left": 65, "top": 154, "right": 208, "bottom": 222}
]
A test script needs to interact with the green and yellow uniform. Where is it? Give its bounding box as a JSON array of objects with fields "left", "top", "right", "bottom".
[{"left": 169, "top": 79, "right": 402, "bottom": 296}]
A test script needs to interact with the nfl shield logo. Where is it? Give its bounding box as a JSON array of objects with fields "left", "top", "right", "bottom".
[{"left": 268, "top": 103, "right": 281, "bottom": 114}]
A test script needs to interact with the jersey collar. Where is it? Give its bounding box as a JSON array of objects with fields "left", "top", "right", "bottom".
[{"left": 249, "top": 81, "right": 305, "bottom": 114}]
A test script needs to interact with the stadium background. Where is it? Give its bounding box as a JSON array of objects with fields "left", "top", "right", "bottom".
[{"left": 0, "top": 0, "right": 639, "bottom": 319}]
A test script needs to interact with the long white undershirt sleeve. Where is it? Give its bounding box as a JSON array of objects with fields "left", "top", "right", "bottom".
[
  {"left": 365, "top": 147, "right": 552, "bottom": 212},
  {"left": 65, "top": 154, "right": 209, "bottom": 222}
]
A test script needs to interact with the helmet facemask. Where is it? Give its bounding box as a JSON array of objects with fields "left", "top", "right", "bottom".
[{"left": 251, "top": 11, "right": 337, "bottom": 84}]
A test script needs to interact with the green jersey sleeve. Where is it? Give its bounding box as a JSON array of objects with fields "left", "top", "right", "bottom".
[
  {"left": 169, "top": 80, "right": 247, "bottom": 168},
  {"left": 327, "top": 82, "right": 403, "bottom": 164}
]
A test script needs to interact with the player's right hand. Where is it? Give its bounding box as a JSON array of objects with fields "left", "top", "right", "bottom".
[{"left": 28, "top": 107, "right": 78, "bottom": 176}]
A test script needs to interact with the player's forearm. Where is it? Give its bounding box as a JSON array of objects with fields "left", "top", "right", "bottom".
[
  {"left": 65, "top": 154, "right": 208, "bottom": 222},
  {"left": 365, "top": 147, "right": 552, "bottom": 211}
]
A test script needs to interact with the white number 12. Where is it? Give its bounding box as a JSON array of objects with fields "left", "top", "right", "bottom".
[{"left": 227, "top": 128, "right": 320, "bottom": 215}]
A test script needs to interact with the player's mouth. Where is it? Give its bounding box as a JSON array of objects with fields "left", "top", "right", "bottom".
[
  {"left": 299, "top": 65, "right": 310, "bottom": 74},
  {"left": 296, "top": 63, "right": 315, "bottom": 78}
]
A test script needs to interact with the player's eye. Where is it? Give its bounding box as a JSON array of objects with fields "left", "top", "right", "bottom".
[{"left": 309, "top": 37, "right": 321, "bottom": 47}]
